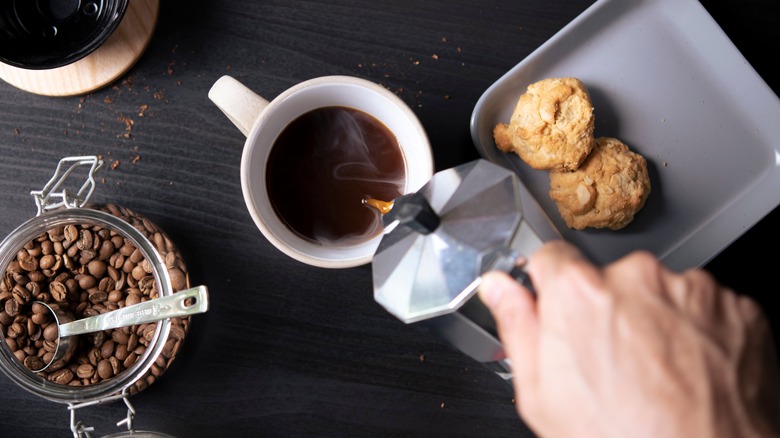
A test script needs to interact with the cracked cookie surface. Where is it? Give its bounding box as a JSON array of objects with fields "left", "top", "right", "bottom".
[
  {"left": 549, "top": 137, "right": 650, "bottom": 230},
  {"left": 493, "top": 77, "right": 595, "bottom": 171}
]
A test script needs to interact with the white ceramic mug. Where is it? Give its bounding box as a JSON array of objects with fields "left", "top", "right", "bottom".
[{"left": 208, "top": 75, "right": 434, "bottom": 268}]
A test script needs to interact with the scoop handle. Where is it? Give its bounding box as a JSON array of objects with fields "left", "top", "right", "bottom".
[{"left": 58, "top": 286, "right": 209, "bottom": 337}]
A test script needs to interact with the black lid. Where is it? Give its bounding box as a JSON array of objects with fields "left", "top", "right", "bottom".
[{"left": 0, "top": 0, "right": 128, "bottom": 70}]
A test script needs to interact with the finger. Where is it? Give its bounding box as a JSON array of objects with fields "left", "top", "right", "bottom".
[
  {"left": 479, "top": 271, "right": 539, "bottom": 395},
  {"left": 526, "top": 240, "right": 591, "bottom": 293},
  {"left": 526, "top": 240, "right": 604, "bottom": 321},
  {"left": 602, "top": 251, "right": 666, "bottom": 299}
]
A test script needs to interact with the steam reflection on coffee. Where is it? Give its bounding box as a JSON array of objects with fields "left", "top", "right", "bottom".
[{"left": 266, "top": 106, "right": 405, "bottom": 247}]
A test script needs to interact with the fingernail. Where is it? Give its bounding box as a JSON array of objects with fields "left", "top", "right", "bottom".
[{"left": 478, "top": 273, "right": 504, "bottom": 309}]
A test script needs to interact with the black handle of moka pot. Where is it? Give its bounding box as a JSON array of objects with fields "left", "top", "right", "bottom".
[
  {"left": 382, "top": 192, "right": 440, "bottom": 234},
  {"left": 481, "top": 246, "right": 536, "bottom": 297},
  {"left": 476, "top": 247, "right": 536, "bottom": 384}
]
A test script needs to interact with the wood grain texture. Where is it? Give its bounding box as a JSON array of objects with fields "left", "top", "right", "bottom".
[{"left": 0, "top": 0, "right": 777, "bottom": 436}]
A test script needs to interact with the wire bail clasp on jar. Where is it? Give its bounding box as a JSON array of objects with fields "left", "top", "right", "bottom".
[
  {"left": 30, "top": 155, "right": 104, "bottom": 216},
  {"left": 68, "top": 388, "right": 144, "bottom": 438}
]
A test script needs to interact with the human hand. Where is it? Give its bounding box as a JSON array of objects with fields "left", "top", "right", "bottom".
[{"left": 479, "top": 240, "right": 780, "bottom": 438}]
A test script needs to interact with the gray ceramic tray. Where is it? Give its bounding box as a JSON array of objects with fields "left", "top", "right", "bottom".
[{"left": 470, "top": 0, "right": 780, "bottom": 270}]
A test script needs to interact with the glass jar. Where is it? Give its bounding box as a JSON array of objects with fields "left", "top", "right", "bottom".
[{"left": 0, "top": 156, "right": 207, "bottom": 437}]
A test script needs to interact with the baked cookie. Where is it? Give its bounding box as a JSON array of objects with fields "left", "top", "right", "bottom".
[
  {"left": 549, "top": 137, "right": 650, "bottom": 230},
  {"left": 493, "top": 77, "right": 595, "bottom": 171}
]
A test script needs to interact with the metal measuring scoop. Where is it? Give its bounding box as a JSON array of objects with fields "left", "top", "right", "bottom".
[{"left": 29, "top": 285, "right": 209, "bottom": 373}]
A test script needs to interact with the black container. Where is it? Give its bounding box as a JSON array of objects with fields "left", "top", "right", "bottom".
[{"left": 0, "top": 0, "right": 128, "bottom": 70}]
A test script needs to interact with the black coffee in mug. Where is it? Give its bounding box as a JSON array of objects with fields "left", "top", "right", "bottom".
[{"left": 266, "top": 106, "right": 406, "bottom": 246}]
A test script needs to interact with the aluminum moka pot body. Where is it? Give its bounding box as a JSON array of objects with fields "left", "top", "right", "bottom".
[{"left": 372, "top": 159, "right": 560, "bottom": 379}]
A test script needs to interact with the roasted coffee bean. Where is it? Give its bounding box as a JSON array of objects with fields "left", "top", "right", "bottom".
[
  {"left": 100, "top": 339, "right": 115, "bottom": 359},
  {"left": 82, "top": 307, "right": 100, "bottom": 318},
  {"left": 121, "top": 258, "right": 135, "bottom": 275},
  {"left": 164, "top": 252, "right": 176, "bottom": 269},
  {"left": 169, "top": 324, "right": 185, "bottom": 341},
  {"left": 114, "top": 343, "right": 129, "bottom": 361},
  {"left": 131, "top": 265, "right": 146, "bottom": 281},
  {"left": 30, "top": 311, "right": 49, "bottom": 325},
  {"left": 88, "top": 291, "right": 108, "bottom": 304},
  {"left": 5, "top": 337, "right": 17, "bottom": 352},
  {"left": 27, "top": 319, "right": 41, "bottom": 341},
  {"left": 48, "top": 368, "right": 74, "bottom": 384},
  {"left": 138, "top": 276, "right": 155, "bottom": 294},
  {"left": 142, "top": 324, "right": 157, "bottom": 343},
  {"left": 13, "top": 349, "right": 25, "bottom": 362},
  {"left": 76, "top": 363, "right": 95, "bottom": 379},
  {"left": 31, "top": 302, "right": 47, "bottom": 315},
  {"left": 109, "top": 356, "right": 120, "bottom": 375},
  {"left": 43, "top": 340, "right": 56, "bottom": 352},
  {"left": 111, "top": 330, "right": 129, "bottom": 345},
  {"left": 161, "top": 339, "right": 176, "bottom": 358},
  {"left": 87, "top": 348, "right": 101, "bottom": 367},
  {"left": 7, "top": 322, "right": 25, "bottom": 338},
  {"left": 62, "top": 254, "right": 75, "bottom": 271},
  {"left": 125, "top": 292, "right": 141, "bottom": 307},
  {"left": 49, "top": 281, "right": 68, "bottom": 302},
  {"left": 17, "top": 251, "right": 37, "bottom": 272},
  {"left": 169, "top": 268, "right": 187, "bottom": 292},
  {"left": 78, "top": 274, "right": 97, "bottom": 290},
  {"left": 0, "top": 311, "right": 12, "bottom": 326},
  {"left": 96, "top": 359, "right": 112, "bottom": 379},
  {"left": 134, "top": 378, "right": 147, "bottom": 393},
  {"left": 23, "top": 355, "right": 44, "bottom": 370},
  {"left": 110, "top": 253, "right": 124, "bottom": 270},
  {"left": 118, "top": 242, "right": 134, "bottom": 257},
  {"left": 153, "top": 233, "right": 166, "bottom": 253},
  {"left": 127, "top": 333, "right": 139, "bottom": 351},
  {"left": 25, "top": 281, "right": 40, "bottom": 297},
  {"left": 1, "top": 205, "right": 192, "bottom": 395},
  {"left": 79, "top": 250, "right": 97, "bottom": 265},
  {"left": 106, "top": 265, "right": 120, "bottom": 281},
  {"left": 107, "top": 289, "right": 123, "bottom": 303},
  {"left": 41, "top": 240, "right": 53, "bottom": 255},
  {"left": 109, "top": 235, "right": 122, "bottom": 248},
  {"left": 63, "top": 279, "right": 76, "bottom": 296},
  {"left": 129, "top": 249, "right": 143, "bottom": 264},
  {"left": 98, "top": 276, "right": 114, "bottom": 292},
  {"left": 98, "top": 240, "right": 115, "bottom": 261},
  {"left": 28, "top": 270, "right": 45, "bottom": 283},
  {"left": 39, "top": 254, "right": 56, "bottom": 270},
  {"left": 77, "top": 230, "right": 93, "bottom": 251},
  {"left": 4, "top": 299, "right": 19, "bottom": 317},
  {"left": 63, "top": 225, "right": 78, "bottom": 242},
  {"left": 91, "top": 331, "right": 106, "bottom": 347},
  {"left": 43, "top": 323, "right": 59, "bottom": 342},
  {"left": 122, "top": 351, "right": 138, "bottom": 368},
  {"left": 11, "top": 284, "right": 31, "bottom": 305}
]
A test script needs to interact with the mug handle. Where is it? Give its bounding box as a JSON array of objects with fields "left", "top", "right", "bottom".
[{"left": 208, "top": 75, "right": 269, "bottom": 136}]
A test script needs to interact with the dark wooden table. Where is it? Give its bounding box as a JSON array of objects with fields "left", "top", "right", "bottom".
[{"left": 1, "top": 0, "right": 777, "bottom": 436}]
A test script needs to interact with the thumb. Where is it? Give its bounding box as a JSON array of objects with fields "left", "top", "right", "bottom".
[{"left": 479, "top": 271, "right": 539, "bottom": 392}]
